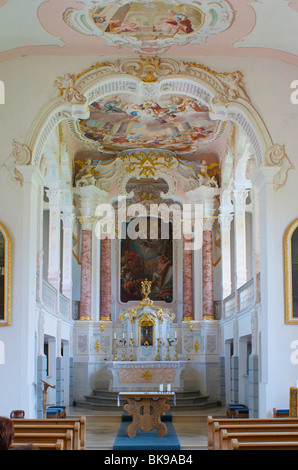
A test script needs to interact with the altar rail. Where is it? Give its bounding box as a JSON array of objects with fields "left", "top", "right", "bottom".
[{"left": 223, "top": 275, "right": 260, "bottom": 319}]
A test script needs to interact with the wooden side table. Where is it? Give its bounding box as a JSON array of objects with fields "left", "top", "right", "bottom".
[{"left": 118, "top": 392, "right": 176, "bottom": 438}]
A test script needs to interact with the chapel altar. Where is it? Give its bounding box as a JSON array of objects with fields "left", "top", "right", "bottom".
[{"left": 108, "top": 280, "right": 186, "bottom": 391}]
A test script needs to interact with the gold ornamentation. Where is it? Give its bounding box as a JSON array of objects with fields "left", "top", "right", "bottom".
[
  {"left": 100, "top": 317, "right": 112, "bottom": 322},
  {"left": 189, "top": 324, "right": 194, "bottom": 332},
  {"left": 142, "top": 371, "right": 153, "bottom": 381},
  {"left": 141, "top": 279, "right": 152, "bottom": 299},
  {"left": 99, "top": 324, "right": 106, "bottom": 332},
  {"left": 194, "top": 340, "right": 200, "bottom": 353},
  {"left": 285, "top": 219, "right": 298, "bottom": 324},
  {"left": 0, "top": 223, "right": 11, "bottom": 326},
  {"left": 122, "top": 151, "right": 176, "bottom": 178},
  {"left": 95, "top": 339, "right": 100, "bottom": 353}
]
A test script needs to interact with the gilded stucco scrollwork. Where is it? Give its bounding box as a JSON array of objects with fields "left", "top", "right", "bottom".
[
  {"left": 2, "top": 139, "right": 32, "bottom": 186},
  {"left": 265, "top": 144, "right": 295, "bottom": 190}
]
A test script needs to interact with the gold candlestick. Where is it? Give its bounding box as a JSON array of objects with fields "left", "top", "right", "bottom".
[
  {"left": 165, "top": 337, "right": 171, "bottom": 361},
  {"left": 113, "top": 336, "right": 118, "bottom": 361},
  {"left": 173, "top": 337, "right": 178, "bottom": 361}
]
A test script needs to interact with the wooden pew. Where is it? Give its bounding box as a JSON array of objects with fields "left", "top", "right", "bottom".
[
  {"left": 11, "top": 439, "right": 64, "bottom": 450},
  {"left": 231, "top": 438, "right": 298, "bottom": 450},
  {"left": 220, "top": 429, "right": 298, "bottom": 450},
  {"left": 213, "top": 423, "right": 298, "bottom": 450},
  {"left": 13, "top": 423, "right": 80, "bottom": 450},
  {"left": 207, "top": 416, "right": 298, "bottom": 449},
  {"left": 13, "top": 430, "right": 73, "bottom": 450},
  {"left": 12, "top": 417, "right": 86, "bottom": 450},
  {"left": 273, "top": 408, "right": 289, "bottom": 418}
]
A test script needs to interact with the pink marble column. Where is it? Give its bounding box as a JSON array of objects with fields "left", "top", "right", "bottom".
[
  {"left": 183, "top": 235, "right": 194, "bottom": 321},
  {"left": 202, "top": 221, "right": 214, "bottom": 320},
  {"left": 100, "top": 236, "right": 112, "bottom": 321},
  {"left": 80, "top": 229, "right": 92, "bottom": 320}
]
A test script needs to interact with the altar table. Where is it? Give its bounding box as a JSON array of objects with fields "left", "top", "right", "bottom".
[{"left": 118, "top": 392, "right": 176, "bottom": 437}]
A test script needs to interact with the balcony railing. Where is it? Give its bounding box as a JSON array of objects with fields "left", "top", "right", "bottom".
[
  {"left": 223, "top": 275, "right": 260, "bottom": 318},
  {"left": 42, "top": 279, "right": 57, "bottom": 314},
  {"left": 41, "top": 279, "right": 71, "bottom": 319}
]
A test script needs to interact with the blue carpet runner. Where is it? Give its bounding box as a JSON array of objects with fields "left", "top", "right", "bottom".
[{"left": 113, "top": 412, "right": 180, "bottom": 450}]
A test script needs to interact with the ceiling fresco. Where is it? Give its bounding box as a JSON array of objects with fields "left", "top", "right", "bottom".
[
  {"left": 1, "top": 1, "right": 298, "bottom": 65},
  {"left": 67, "top": 93, "right": 226, "bottom": 154},
  {"left": 63, "top": 0, "right": 234, "bottom": 54}
]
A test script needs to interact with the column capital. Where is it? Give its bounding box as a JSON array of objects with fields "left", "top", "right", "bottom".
[
  {"left": 78, "top": 215, "right": 95, "bottom": 231},
  {"left": 203, "top": 216, "right": 216, "bottom": 231},
  {"left": 61, "top": 212, "right": 75, "bottom": 229},
  {"left": 46, "top": 188, "right": 62, "bottom": 206},
  {"left": 233, "top": 188, "right": 249, "bottom": 210},
  {"left": 219, "top": 213, "right": 233, "bottom": 232}
]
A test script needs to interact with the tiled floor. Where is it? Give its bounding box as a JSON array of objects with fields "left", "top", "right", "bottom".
[{"left": 67, "top": 406, "right": 226, "bottom": 450}]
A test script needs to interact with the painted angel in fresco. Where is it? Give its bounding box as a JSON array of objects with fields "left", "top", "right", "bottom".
[{"left": 159, "top": 10, "right": 194, "bottom": 35}]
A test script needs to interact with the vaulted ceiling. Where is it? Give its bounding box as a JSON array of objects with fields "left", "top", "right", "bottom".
[{"left": 0, "top": 0, "right": 298, "bottom": 65}]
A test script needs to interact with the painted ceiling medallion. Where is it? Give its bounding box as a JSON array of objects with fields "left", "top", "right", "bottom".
[
  {"left": 69, "top": 93, "right": 225, "bottom": 154},
  {"left": 63, "top": 0, "right": 234, "bottom": 54}
]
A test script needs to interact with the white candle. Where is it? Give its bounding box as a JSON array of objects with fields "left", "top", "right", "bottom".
[
  {"left": 175, "top": 332, "right": 177, "bottom": 339},
  {"left": 159, "top": 384, "right": 164, "bottom": 392},
  {"left": 167, "top": 384, "right": 171, "bottom": 392},
  {"left": 114, "top": 333, "right": 116, "bottom": 340}
]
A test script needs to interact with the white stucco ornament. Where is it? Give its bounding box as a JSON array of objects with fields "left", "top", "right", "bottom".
[{"left": 63, "top": 0, "right": 234, "bottom": 54}]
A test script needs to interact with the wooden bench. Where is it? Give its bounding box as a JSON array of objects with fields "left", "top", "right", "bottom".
[
  {"left": 11, "top": 439, "right": 64, "bottom": 450},
  {"left": 13, "top": 430, "right": 73, "bottom": 450},
  {"left": 273, "top": 408, "right": 289, "bottom": 418},
  {"left": 207, "top": 416, "right": 298, "bottom": 449},
  {"left": 213, "top": 423, "right": 298, "bottom": 449},
  {"left": 13, "top": 424, "right": 80, "bottom": 450},
  {"left": 231, "top": 438, "right": 298, "bottom": 450},
  {"left": 220, "top": 429, "right": 298, "bottom": 450},
  {"left": 12, "top": 417, "right": 86, "bottom": 450}
]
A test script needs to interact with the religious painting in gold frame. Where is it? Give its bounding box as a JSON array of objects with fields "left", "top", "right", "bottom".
[
  {"left": 0, "top": 223, "right": 11, "bottom": 326},
  {"left": 285, "top": 219, "right": 298, "bottom": 324}
]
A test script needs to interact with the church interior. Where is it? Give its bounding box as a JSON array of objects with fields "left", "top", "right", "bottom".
[{"left": 1, "top": 0, "right": 298, "bottom": 452}]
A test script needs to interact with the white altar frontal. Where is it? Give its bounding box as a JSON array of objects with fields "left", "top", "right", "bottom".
[{"left": 109, "top": 361, "right": 185, "bottom": 392}]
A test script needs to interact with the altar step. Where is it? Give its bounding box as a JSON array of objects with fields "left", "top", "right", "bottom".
[{"left": 73, "top": 390, "right": 221, "bottom": 412}]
